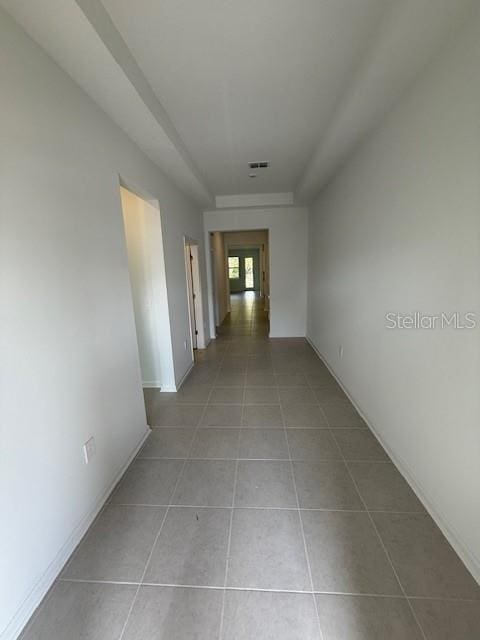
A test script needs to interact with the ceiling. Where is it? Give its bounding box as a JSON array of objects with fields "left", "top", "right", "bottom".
[
  {"left": 1, "top": 0, "right": 474, "bottom": 206},
  {"left": 99, "top": 0, "right": 389, "bottom": 196}
]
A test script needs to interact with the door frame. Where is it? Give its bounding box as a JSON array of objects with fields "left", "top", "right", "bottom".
[{"left": 183, "top": 237, "right": 206, "bottom": 354}]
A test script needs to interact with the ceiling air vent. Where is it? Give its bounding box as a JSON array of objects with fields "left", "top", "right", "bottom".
[{"left": 248, "top": 161, "right": 269, "bottom": 169}]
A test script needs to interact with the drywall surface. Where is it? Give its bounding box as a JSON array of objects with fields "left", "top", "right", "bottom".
[
  {"left": 0, "top": 10, "right": 206, "bottom": 638},
  {"left": 308, "top": 11, "right": 480, "bottom": 581},
  {"left": 210, "top": 231, "right": 229, "bottom": 326},
  {"left": 120, "top": 187, "right": 176, "bottom": 389},
  {"left": 204, "top": 208, "right": 308, "bottom": 338}
]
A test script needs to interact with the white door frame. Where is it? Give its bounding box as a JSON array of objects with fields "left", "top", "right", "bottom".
[{"left": 183, "top": 237, "right": 206, "bottom": 353}]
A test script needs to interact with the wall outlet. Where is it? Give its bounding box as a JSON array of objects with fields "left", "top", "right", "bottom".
[
  {"left": 83, "top": 436, "right": 96, "bottom": 464},
  {"left": 339, "top": 345, "right": 344, "bottom": 359},
  {"left": 184, "top": 340, "right": 188, "bottom": 350}
]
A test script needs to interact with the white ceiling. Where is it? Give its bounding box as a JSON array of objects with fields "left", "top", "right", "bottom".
[
  {"left": 1, "top": 0, "right": 474, "bottom": 205},
  {"left": 99, "top": 0, "right": 389, "bottom": 196}
]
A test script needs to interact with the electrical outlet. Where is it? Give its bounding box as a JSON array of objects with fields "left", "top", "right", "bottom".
[
  {"left": 83, "top": 436, "right": 96, "bottom": 464},
  {"left": 339, "top": 345, "right": 344, "bottom": 358},
  {"left": 184, "top": 340, "right": 188, "bottom": 350}
]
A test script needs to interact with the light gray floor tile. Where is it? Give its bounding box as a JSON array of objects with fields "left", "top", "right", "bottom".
[
  {"left": 247, "top": 363, "right": 274, "bottom": 375},
  {"left": 190, "top": 428, "right": 240, "bottom": 459},
  {"left": 139, "top": 429, "right": 195, "bottom": 459},
  {"left": 333, "top": 429, "right": 389, "bottom": 461},
  {"left": 110, "top": 459, "right": 184, "bottom": 505},
  {"left": 63, "top": 505, "right": 165, "bottom": 581},
  {"left": 149, "top": 404, "right": 205, "bottom": 427},
  {"left": 347, "top": 462, "right": 425, "bottom": 512},
  {"left": 283, "top": 404, "right": 328, "bottom": 428},
  {"left": 275, "top": 373, "right": 308, "bottom": 387},
  {"left": 227, "top": 508, "right": 310, "bottom": 590},
  {"left": 244, "top": 387, "right": 280, "bottom": 404},
  {"left": 372, "top": 513, "right": 480, "bottom": 599},
  {"left": 279, "top": 387, "right": 318, "bottom": 405},
  {"left": 313, "top": 384, "right": 348, "bottom": 403},
  {"left": 201, "top": 405, "right": 244, "bottom": 427},
  {"left": 144, "top": 507, "right": 230, "bottom": 586},
  {"left": 302, "top": 510, "right": 401, "bottom": 595},
  {"left": 293, "top": 461, "right": 363, "bottom": 510},
  {"left": 209, "top": 388, "right": 245, "bottom": 404},
  {"left": 213, "top": 373, "right": 246, "bottom": 387},
  {"left": 410, "top": 598, "right": 480, "bottom": 640},
  {"left": 306, "top": 372, "right": 337, "bottom": 387},
  {"left": 20, "top": 581, "right": 136, "bottom": 640},
  {"left": 287, "top": 429, "right": 341, "bottom": 460},
  {"left": 186, "top": 368, "right": 219, "bottom": 385},
  {"left": 235, "top": 461, "right": 297, "bottom": 508},
  {"left": 246, "top": 373, "right": 277, "bottom": 387},
  {"left": 238, "top": 429, "right": 288, "bottom": 459},
  {"left": 173, "top": 460, "right": 236, "bottom": 506},
  {"left": 243, "top": 405, "right": 283, "bottom": 427},
  {"left": 316, "top": 594, "right": 422, "bottom": 640},
  {"left": 157, "top": 384, "right": 213, "bottom": 404},
  {"left": 122, "top": 586, "right": 223, "bottom": 640},
  {"left": 222, "top": 590, "right": 320, "bottom": 640},
  {"left": 320, "top": 401, "right": 366, "bottom": 428}
]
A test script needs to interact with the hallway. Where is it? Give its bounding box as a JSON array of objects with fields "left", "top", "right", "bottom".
[{"left": 20, "top": 294, "right": 480, "bottom": 639}]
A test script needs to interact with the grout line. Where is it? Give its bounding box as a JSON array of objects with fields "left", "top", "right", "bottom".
[
  {"left": 117, "top": 359, "right": 222, "bottom": 640},
  {"left": 137, "top": 453, "right": 395, "bottom": 462},
  {"left": 325, "top": 415, "right": 429, "bottom": 640},
  {"left": 279, "top": 398, "right": 325, "bottom": 640},
  {"left": 217, "top": 351, "right": 246, "bottom": 639},
  {"left": 218, "top": 455, "right": 239, "bottom": 639},
  {"left": 101, "top": 502, "right": 428, "bottom": 515},
  {"left": 54, "top": 577, "right": 480, "bottom": 602}
]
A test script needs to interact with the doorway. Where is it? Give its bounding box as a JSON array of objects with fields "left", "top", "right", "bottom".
[
  {"left": 207, "top": 229, "right": 269, "bottom": 337},
  {"left": 184, "top": 238, "right": 206, "bottom": 354},
  {"left": 228, "top": 249, "right": 260, "bottom": 292}
]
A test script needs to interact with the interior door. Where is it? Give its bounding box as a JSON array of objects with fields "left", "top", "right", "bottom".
[{"left": 244, "top": 256, "right": 254, "bottom": 290}]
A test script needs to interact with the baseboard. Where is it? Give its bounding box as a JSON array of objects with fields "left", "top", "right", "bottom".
[
  {"left": 142, "top": 381, "right": 162, "bottom": 388},
  {"left": 142, "top": 382, "right": 177, "bottom": 393},
  {"left": 175, "top": 361, "right": 194, "bottom": 391},
  {"left": 2, "top": 427, "right": 151, "bottom": 640},
  {"left": 306, "top": 335, "right": 480, "bottom": 586}
]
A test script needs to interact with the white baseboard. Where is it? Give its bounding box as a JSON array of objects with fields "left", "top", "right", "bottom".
[
  {"left": 142, "top": 382, "right": 177, "bottom": 393},
  {"left": 142, "top": 381, "right": 162, "bottom": 388},
  {"left": 2, "top": 427, "right": 151, "bottom": 640},
  {"left": 306, "top": 335, "right": 480, "bottom": 587}
]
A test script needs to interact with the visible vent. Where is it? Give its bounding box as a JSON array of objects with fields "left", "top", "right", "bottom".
[{"left": 248, "top": 161, "right": 269, "bottom": 169}]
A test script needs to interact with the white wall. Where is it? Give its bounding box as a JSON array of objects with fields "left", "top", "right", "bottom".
[
  {"left": 204, "top": 207, "right": 308, "bottom": 338},
  {"left": 120, "top": 187, "right": 176, "bottom": 390},
  {"left": 210, "top": 232, "right": 229, "bottom": 326},
  {"left": 307, "top": 11, "right": 480, "bottom": 582},
  {"left": 0, "top": 10, "right": 207, "bottom": 639}
]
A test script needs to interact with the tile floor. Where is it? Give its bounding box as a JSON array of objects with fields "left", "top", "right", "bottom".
[{"left": 21, "top": 292, "right": 480, "bottom": 639}]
